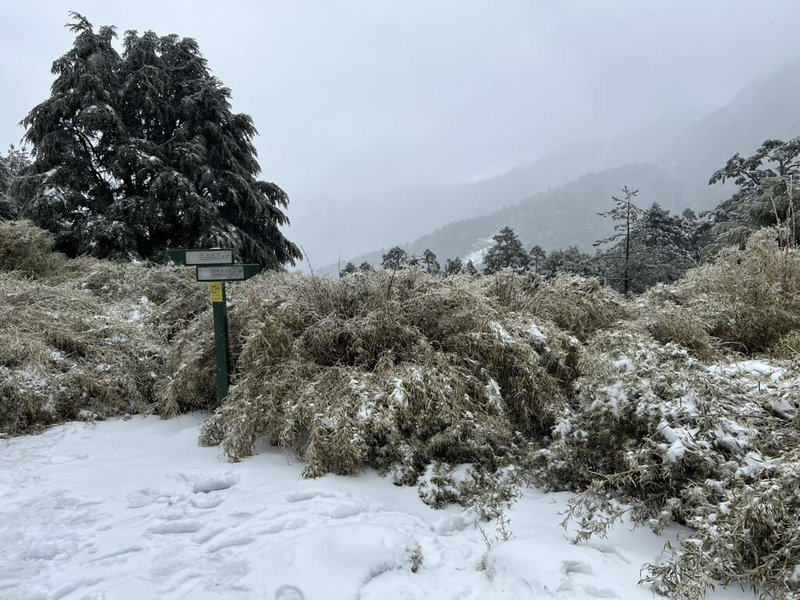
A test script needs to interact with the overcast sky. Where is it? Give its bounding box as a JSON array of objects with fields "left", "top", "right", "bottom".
[{"left": 2, "top": 0, "right": 800, "bottom": 253}]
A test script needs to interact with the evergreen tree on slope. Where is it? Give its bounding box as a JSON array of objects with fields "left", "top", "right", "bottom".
[
  {"left": 529, "top": 244, "right": 546, "bottom": 274},
  {"left": 483, "top": 226, "right": 530, "bottom": 274},
  {"left": 17, "top": 13, "right": 301, "bottom": 267},
  {"left": 381, "top": 246, "right": 408, "bottom": 270},
  {"left": 444, "top": 256, "right": 463, "bottom": 276},
  {"left": 594, "top": 186, "right": 643, "bottom": 295},
  {"left": 601, "top": 203, "right": 696, "bottom": 293},
  {"left": 708, "top": 137, "right": 800, "bottom": 251},
  {"left": 339, "top": 261, "right": 357, "bottom": 277},
  {"left": 540, "top": 246, "right": 599, "bottom": 280},
  {"left": 421, "top": 248, "right": 440, "bottom": 274},
  {"left": 0, "top": 146, "right": 30, "bottom": 220}
]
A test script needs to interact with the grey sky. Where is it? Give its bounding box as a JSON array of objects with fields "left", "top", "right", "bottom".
[{"left": 2, "top": 0, "right": 800, "bottom": 258}]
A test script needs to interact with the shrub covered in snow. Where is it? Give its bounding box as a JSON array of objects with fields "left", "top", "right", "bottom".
[
  {"left": 632, "top": 288, "right": 719, "bottom": 360},
  {"left": 0, "top": 219, "right": 61, "bottom": 277},
  {"left": 0, "top": 223, "right": 206, "bottom": 433},
  {"left": 673, "top": 228, "right": 800, "bottom": 353},
  {"left": 199, "top": 269, "right": 578, "bottom": 488},
  {"left": 647, "top": 452, "right": 800, "bottom": 599},
  {"left": 528, "top": 273, "right": 629, "bottom": 341},
  {"left": 536, "top": 327, "right": 800, "bottom": 598},
  {"left": 0, "top": 273, "right": 162, "bottom": 432}
]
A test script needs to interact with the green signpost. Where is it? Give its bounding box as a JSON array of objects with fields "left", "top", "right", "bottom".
[{"left": 168, "top": 249, "right": 261, "bottom": 403}]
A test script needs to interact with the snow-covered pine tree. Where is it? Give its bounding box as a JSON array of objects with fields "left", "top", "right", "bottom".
[
  {"left": 539, "top": 245, "right": 599, "bottom": 280},
  {"left": 529, "top": 244, "right": 546, "bottom": 275},
  {"left": 463, "top": 259, "right": 478, "bottom": 276},
  {"left": 381, "top": 246, "right": 408, "bottom": 270},
  {"left": 632, "top": 203, "right": 695, "bottom": 287},
  {"left": 18, "top": 13, "right": 301, "bottom": 267},
  {"left": 444, "top": 256, "right": 463, "bottom": 276},
  {"left": 421, "top": 249, "right": 440, "bottom": 274},
  {"left": 594, "top": 186, "right": 643, "bottom": 295},
  {"left": 339, "top": 261, "right": 357, "bottom": 277},
  {"left": 708, "top": 137, "right": 800, "bottom": 251},
  {"left": 483, "top": 226, "right": 530, "bottom": 274},
  {"left": 599, "top": 203, "right": 696, "bottom": 293},
  {"left": 0, "top": 146, "right": 30, "bottom": 220}
]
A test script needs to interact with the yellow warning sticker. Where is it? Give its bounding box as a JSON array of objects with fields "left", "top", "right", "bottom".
[{"left": 209, "top": 281, "right": 224, "bottom": 303}]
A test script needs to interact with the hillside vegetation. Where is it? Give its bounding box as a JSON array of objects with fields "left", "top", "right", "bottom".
[{"left": 2, "top": 220, "right": 799, "bottom": 598}]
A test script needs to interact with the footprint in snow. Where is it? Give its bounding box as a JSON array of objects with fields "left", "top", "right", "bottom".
[
  {"left": 283, "top": 489, "right": 338, "bottom": 503},
  {"left": 582, "top": 584, "right": 620, "bottom": 598},
  {"left": 562, "top": 560, "right": 593, "bottom": 576},
  {"left": 48, "top": 454, "right": 89, "bottom": 465},
  {"left": 189, "top": 492, "right": 225, "bottom": 509},
  {"left": 191, "top": 473, "right": 239, "bottom": 494},
  {"left": 275, "top": 585, "right": 305, "bottom": 600},
  {"left": 127, "top": 489, "right": 163, "bottom": 508},
  {"left": 147, "top": 520, "right": 204, "bottom": 535}
]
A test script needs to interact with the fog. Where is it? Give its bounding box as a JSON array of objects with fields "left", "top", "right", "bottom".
[{"left": 2, "top": 1, "right": 800, "bottom": 266}]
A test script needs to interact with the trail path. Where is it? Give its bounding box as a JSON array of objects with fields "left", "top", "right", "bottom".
[{"left": 0, "top": 416, "right": 753, "bottom": 599}]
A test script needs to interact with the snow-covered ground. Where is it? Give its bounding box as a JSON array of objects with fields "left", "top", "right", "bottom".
[{"left": 1, "top": 415, "right": 755, "bottom": 600}]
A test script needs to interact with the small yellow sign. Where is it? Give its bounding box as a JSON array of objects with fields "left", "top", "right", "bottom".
[{"left": 209, "top": 281, "right": 224, "bottom": 303}]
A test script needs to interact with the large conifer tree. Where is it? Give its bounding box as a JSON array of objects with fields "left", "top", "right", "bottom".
[{"left": 18, "top": 13, "right": 301, "bottom": 267}]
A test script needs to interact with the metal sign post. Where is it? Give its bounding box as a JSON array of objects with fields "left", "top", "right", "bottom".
[
  {"left": 168, "top": 249, "right": 261, "bottom": 403},
  {"left": 209, "top": 281, "right": 230, "bottom": 403}
]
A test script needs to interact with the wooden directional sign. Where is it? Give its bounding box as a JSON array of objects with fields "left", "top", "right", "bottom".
[
  {"left": 168, "top": 248, "right": 234, "bottom": 266},
  {"left": 195, "top": 264, "right": 261, "bottom": 282}
]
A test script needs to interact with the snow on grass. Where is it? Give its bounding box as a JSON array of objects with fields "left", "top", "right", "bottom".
[{"left": 0, "top": 415, "right": 755, "bottom": 600}]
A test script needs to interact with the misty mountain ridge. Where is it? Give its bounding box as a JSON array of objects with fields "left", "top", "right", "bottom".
[
  {"left": 293, "top": 141, "right": 609, "bottom": 271},
  {"left": 344, "top": 163, "right": 684, "bottom": 271},
  {"left": 317, "top": 59, "right": 800, "bottom": 273}
]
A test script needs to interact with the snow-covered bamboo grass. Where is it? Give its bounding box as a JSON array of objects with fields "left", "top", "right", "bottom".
[
  {"left": 197, "top": 269, "right": 579, "bottom": 485},
  {"left": 3, "top": 221, "right": 800, "bottom": 596},
  {"left": 0, "top": 220, "right": 206, "bottom": 433}
]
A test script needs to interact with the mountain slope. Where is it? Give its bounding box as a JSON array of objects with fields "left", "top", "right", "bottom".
[
  {"left": 292, "top": 140, "right": 611, "bottom": 269},
  {"left": 336, "top": 61, "right": 800, "bottom": 271},
  {"left": 346, "top": 163, "right": 683, "bottom": 269}
]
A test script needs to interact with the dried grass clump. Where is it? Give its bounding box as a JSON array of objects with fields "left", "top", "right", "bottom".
[
  {"left": 675, "top": 228, "right": 800, "bottom": 353},
  {"left": 529, "top": 274, "right": 629, "bottom": 340},
  {"left": 633, "top": 289, "right": 718, "bottom": 360},
  {"left": 0, "top": 273, "right": 168, "bottom": 433},
  {"left": 0, "top": 220, "right": 207, "bottom": 337},
  {"left": 68, "top": 259, "right": 208, "bottom": 339},
  {"left": 773, "top": 330, "right": 800, "bottom": 360},
  {"left": 483, "top": 268, "right": 539, "bottom": 311},
  {"left": 198, "top": 269, "right": 577, "bottom": 490},
  {"left": 157, "top": 310, "right": 216, "bottom": 416},
  {"left": 0, "top": 219, "right": 62, "bottom": 277},
  {"left": 0, "top": 224, "right": 211, "bottom": 432}
]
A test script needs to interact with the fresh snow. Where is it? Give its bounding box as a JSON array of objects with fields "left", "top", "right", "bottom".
[
  {"left": 0, "top": 415, "right": 756, "bottom": 600},
  {"left": 463, "top": 237, "right": 494, "bottom": 268}
]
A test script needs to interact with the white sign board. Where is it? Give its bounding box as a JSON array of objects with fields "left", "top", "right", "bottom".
[
  {"left": 196, "top": 265, "right": 246, "bottom": 281},
  {"left": 184, "top": 249, "right": 234, "bottom": 265}
]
